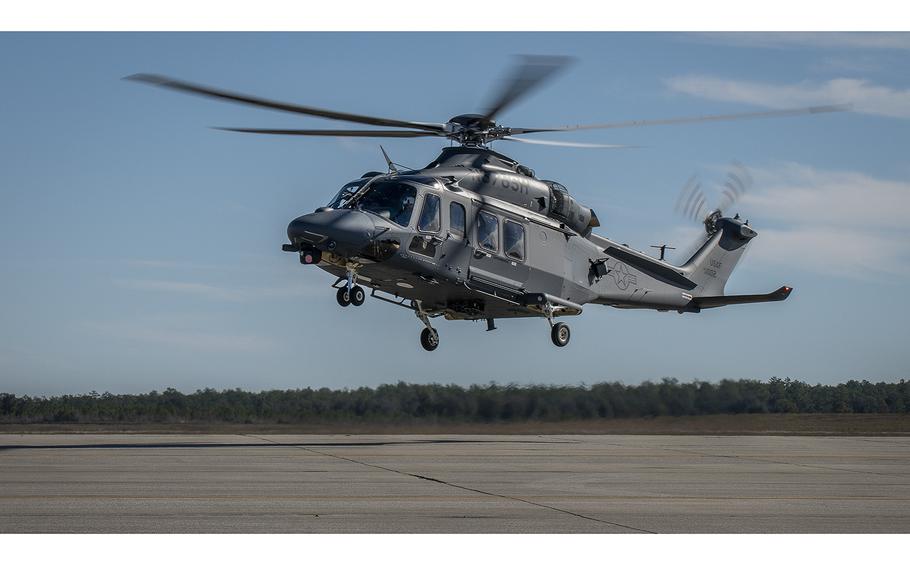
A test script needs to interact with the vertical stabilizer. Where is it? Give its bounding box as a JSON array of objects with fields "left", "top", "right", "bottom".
[{"left": 681, "top": 213, "right": 757, "bottom": 297}]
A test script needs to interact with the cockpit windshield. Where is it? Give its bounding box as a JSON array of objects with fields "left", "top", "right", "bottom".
[
  {"left": 353, "top": 181, "right": 417, "bottom": 227},
  {"left": 327, "top": 178, "right": 370, "bottom": 209}
]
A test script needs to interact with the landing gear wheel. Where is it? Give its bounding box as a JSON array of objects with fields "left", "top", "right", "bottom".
[
  {"left": 420, "top": 328, "right": 439, "bottom": 351},
  {"left": 335, "top": 287, "right": 351, "bottom": 307},
  {"left": 551, "top": 322, "right": 570, "bottom": 347},
  {"left": 350, "top": 286, "right": 365, "bottom": 306}
]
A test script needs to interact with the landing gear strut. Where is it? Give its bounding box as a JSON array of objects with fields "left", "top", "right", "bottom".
[
  {"left": 414, "top": 300, "right": 439, "bottom": 351},
  {"left": 544, "top": 303, "right": 570, "bottom": 347}
]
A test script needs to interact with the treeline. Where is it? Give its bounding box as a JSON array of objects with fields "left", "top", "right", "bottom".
[{"left": 1, "top": 378, "right": 909, "bottom": 424}]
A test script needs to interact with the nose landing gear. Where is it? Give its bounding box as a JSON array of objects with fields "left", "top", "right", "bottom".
[{"left": 334, "top": 266, "right": 366, "bottom": 307}]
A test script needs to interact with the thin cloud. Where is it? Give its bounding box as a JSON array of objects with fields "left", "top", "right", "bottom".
[
  {"left": 665, "top": 76, "right": 910, "bottom": 119},
  {"left": 738, "top": 163, "right": 910, "bottom": 278},
  {"left": 749, "top": 227, "right": 909, "bottom": 279},
  {"left": 689, "top": 32, "right": 910, "bottom": 51},
  {"left": 743, "top": 163, "right": 910, "bottom": 229}
]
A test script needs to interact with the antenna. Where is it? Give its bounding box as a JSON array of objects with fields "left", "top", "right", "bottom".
[
  {"left": 379, "top": 145, "right": 398, "bottom": 175},
  {"left": 650, "top": 244, "right": 676, "bottom": 261}
]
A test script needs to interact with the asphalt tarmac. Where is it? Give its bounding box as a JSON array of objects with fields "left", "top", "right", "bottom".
[{"left": 1, "top": 434, "right": 909, "bottom": 533}]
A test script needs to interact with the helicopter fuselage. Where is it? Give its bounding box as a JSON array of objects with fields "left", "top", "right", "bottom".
[{"left": 284, "top": 146, "right": 773, "bottom": 338}]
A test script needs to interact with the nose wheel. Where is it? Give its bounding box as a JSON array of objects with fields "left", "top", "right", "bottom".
[
  {"left": 350, "top": 286, "right": 365, "bottom": 306},
  {"left": 336, "top": 285, "right": 365, "bottom": 307},
  {"left": 336, "top": 287, "right": 351, "bottom": 306}
]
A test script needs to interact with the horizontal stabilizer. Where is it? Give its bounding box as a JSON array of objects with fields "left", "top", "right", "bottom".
[{"left": 693, "top": 286, "right": 793, "bottom": 310}]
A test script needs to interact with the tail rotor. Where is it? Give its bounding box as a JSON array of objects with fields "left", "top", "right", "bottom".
[
  {"left": 675, "top": 160, "right": 753, "bottom": 228},
  {"left": 670, "top": 161, "right": 754, "bottom": 264}
]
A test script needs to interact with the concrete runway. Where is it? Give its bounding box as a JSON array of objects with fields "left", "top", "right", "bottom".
[{"left": 1, "top": 434, "right": 909, "bottom": 533}]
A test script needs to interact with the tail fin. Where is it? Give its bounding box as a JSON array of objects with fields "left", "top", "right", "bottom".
[{"left": 681, "top": 212, "right": 757, "bottom": 297}]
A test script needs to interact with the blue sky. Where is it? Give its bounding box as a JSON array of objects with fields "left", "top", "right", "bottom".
[{"left": 2, "top": 32, "right": 909, "bottom": 395}]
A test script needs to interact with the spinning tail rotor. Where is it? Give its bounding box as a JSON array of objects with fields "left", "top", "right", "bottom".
[
  {"left": 670, "top": 161, "right": 756, "bottom": 265},
  {"left": 675, "top": 161, "right": 752, "bottom": 228}
]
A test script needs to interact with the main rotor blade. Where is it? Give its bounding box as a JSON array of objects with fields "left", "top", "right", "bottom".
[
  {"left": 501, "top": 136, "right": 635, "bottom": 149},
  {"left": 214, "top": 127, "right": 443, "bottom": 138},
  {"left": 510, "top": 104, "right": 852, "bottom": 134},
  {"left": 125, "top": 74, "right": 447, "bottom": 132},
  {"left": 481, "top": 55, "right": 573, "bottom": 123}
]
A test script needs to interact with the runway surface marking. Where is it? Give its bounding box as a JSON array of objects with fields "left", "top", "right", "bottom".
[{"left": 243, "top": 434, "right": 655, "bottom": 533}]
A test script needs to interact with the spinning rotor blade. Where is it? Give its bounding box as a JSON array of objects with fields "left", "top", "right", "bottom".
[
  {"left": 213, "top": 127, "right": 443, "bottom": 138},
  {"left": 674, "top": 161, "right": 753, "bottom": 224},
  {"left": 125, "top": 74, "right": 447, "bottom": 132},
  {"left": 717, "top": 161, "right": 753, "bottom": 213},
  {"left": 501, "top": 136, "right": 635, "bottom": 149},
  {"left": 481, "top": 55, "right": 573, "bottom": 123},
  {"left": 675, "top": 175, "right": 707, "bottom": 222},
  {"left": 509, "top": 104, "right": 851, "bottom": 135}
]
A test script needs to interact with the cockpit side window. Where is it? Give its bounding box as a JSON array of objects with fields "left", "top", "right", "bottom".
[
  {"left": 477, "top": 210, "right": 498, "bottom": 252},
  {"left": 355, "top": 181, "right": 417, "bottom": 227},
  {"left": 417, "top": 193, "right": 441, "bottom": 233}
]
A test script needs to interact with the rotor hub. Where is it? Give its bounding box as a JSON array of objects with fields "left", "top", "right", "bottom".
[{"left": 445, "top": 114, "right": 506, "bottom": 145}]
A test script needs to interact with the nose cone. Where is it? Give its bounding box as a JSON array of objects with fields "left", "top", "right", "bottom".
[{"left": 287, "top": 209, "right": 377, "bottom": 256}]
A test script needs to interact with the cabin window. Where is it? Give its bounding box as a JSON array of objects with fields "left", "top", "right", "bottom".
[
  {"left": 477, "top": 211, "right": 498, "bottom": 252},
  {"left": 449, "top": 202, "right": 466, "bottom": 237},
  {"left": 503, "top": 220, "right": 525, "bottom": 261},
  {"left": 418, "top": 193, "right": 441, "bottom": 233}
]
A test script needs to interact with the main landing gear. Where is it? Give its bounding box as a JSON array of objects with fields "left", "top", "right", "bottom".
[
  {"left": 544, "top": 303, "right": 571, "bottom": 347},
  {"left": 414, "top": 300, "right": 439, "bottom": 351}
]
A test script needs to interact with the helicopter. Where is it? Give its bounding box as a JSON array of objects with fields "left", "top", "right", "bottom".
[{"left": 127, "top": 56, "right": 846, "bottom": 351}]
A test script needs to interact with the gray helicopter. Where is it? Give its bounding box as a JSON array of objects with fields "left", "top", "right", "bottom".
[{"left": 128, "top": 57, "right": 844, "bottom": 351}]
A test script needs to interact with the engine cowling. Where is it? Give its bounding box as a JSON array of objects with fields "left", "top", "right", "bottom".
[{"left": 543, "top": 181, "right": 600, "bottom": 235}]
